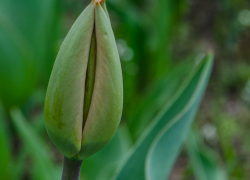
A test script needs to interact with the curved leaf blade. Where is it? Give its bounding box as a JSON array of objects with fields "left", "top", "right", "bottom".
[
  {"left": 114, "top": 53, "right": 213, "bottom": 180},
  {"left": 10, "top": 108, "right": 59, "bottom": 180},
  {"left": 127, "top": 58, "right": 194, "bottom": 140},
  {"left": 145, "top": 54, "right": 213, "bottom": 180}
]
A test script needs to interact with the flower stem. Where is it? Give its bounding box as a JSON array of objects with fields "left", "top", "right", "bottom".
[{"left": 61, "top": 157, "right": 83, "bottom": 180}]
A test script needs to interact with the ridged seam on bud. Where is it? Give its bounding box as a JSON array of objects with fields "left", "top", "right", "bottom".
[
  {"left": 44, "top": 0, "right": 123, "bottom": 160},
  {"left": 76, "top": 2, "right": 123, "bottom": 160}
]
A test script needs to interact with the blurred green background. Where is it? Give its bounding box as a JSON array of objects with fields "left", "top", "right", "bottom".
[{"left": 0, "top": 0, "right": 250, "bottom": 179}]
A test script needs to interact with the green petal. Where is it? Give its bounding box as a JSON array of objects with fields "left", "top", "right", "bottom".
[
  {"left": 44, "top": 3, "right": 95, "bottom": 158},
  {"left": 77, "top": 3, "right": 123, "bottom": 160}
]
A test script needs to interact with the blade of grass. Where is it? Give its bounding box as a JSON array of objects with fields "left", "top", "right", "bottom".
[{"left": 10, "top": 107, "right": 59, "bottom": 180}]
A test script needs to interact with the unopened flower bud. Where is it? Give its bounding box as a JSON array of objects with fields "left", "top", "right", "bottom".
[{"left": 44, "top": 0, "right": 123, "bottom": 160}]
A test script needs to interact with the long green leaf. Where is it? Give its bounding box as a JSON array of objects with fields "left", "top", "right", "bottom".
[
  {"left": 127, "top": 58, "right": 194, "bottom": 140},
  {"left": 10, "top": 108, "right": 59, "bottom": 180},
  {"left": 113, "top": 53, "right": 213, "bottom": 180},
  {"left": 13, "top": 112, "right": 57, "bottom": 180},
  {"left": 145, "top": 54, "right": 213, "bottom": 180}
]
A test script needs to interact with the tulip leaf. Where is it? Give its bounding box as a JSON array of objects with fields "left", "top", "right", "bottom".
[
  {"left": 13, "top": 112, "right": 54, "bottom": 180},
  {"left": 187, "top": 131, "right": 227, "bottom": 180},
  {"left": 10, "top": 108, "right": 60, "bottom": 180},
  {"left": 127, "top": 57, "right": 194, "bottom": 141},
  {"left": 113, "top": 53, "right": 213, "bottom": 180},
  {"left": 145, "top": 55, "right": 213, "bottom": 180}
]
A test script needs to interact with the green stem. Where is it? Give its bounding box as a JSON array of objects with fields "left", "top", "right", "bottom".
[{"left": 61, "top": 157, "right": 83, "bottom": 180}]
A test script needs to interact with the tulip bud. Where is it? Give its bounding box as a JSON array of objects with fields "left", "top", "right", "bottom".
[{"left": 44, "top": 0, "right": 123, "bottom": 160}]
